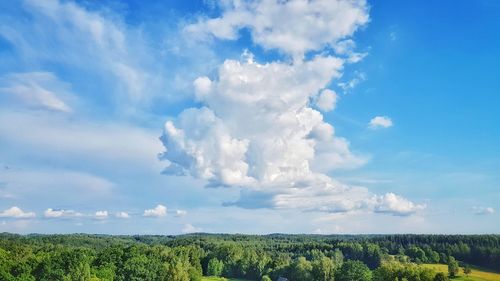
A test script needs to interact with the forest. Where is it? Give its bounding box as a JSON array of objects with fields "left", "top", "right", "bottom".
[{"left": 1, "top": 233, "right": 500, "bottom": 281}]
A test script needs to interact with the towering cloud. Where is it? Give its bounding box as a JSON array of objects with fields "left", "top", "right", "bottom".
[{"left": 160, "top": 0, "right": 424, "bottom": 216}]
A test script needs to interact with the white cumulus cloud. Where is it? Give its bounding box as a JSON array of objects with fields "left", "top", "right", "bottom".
[
  {"left": 94, "top": 210, "right": 108, "bottom": 220},
  {"left": 0, "top": 206, "right": 36, "bottom": 219},
  {"left": 374, "top": 193, "right": 426, "bottom": 216},
  {"left": 193, "top": 76, "right": 213, "bottom": 101},
  {"left": 160, "top": 55, "right": 361, "bottom": 188},
  {"left": 143, "top": 204, "right": 167, "bottom": 217},
  {"left": 315, "top": 89, "right": 338, "bottom": 112},
  {"left": 369, "top": 116, "right": 393, "bottom": 129},
  {"left": 160, "top": 0, "right": 423, "bottom": 217},
  {"left": 185, "top": 0, "right": 369, "bottom": 60}
]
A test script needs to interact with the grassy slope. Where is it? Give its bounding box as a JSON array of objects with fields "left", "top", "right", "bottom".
[
  {"left": 201, "top": 265, "right": 500, "bottom": 281},
  {"left": 422, "top": 264, "right": 500, "bottom": 281},
  {"left": 201, "top": 277, "right": 252, "bottom": 281}
]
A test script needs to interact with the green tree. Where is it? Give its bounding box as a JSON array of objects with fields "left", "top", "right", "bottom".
[
  {"left": 261, "top": 275, "right": 272, "bottom": 281},
  {"left": 122, "top": 254, "right": 156, "bottom": 281},
  {"left": 0, "top": 248, "right": 15, "bottom": 281},
  {"left": 463, "top": 264, "right": 472, "bottom": 276},
  {"left": 92, "top": 265, "right": 115, "bottom": 281},
  {"left": 447, "top": 257, "right": 459, "bottom": 278},
  {"left": 364, "top": 243, "right": 383, "bottom": 269},
  {"left": 407, "top": 246, "right": 427, "bottom": 263},
  {"left": 289, "top": 257, "right": 312, "bottom": 281},
  {"left": 207, "top": 258, "right": 224, "bottom": 277},
  {"left": 311, "top": 256, "right": 335, "bottom": 281},
  {"left": 162, "top": 259, "right": 190, "bottom": 281},
  {"left": 434, "top": 272, "right": 448, "bottom": 281},
  {"left": 335, "top": 260, "right": 372, "bottom": 281},
  {"left": 269, "top": 253, "right": 291, "bottom": 280}
]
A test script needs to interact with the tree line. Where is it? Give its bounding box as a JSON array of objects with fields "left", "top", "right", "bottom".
[{"left": 0, "top": 233, "right": 499, "bottom": 281}]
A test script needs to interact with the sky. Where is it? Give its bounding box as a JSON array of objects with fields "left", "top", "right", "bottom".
[{"left": 0, "top": 0, "right": 499, "bottom": 235}]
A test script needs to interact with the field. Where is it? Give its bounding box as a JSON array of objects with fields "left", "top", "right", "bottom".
[
  {"left": 201, "top": 266, "right": 500, "bottom": 281},
  {"left": 201, "top": 277, "right": 251, "bottom": 281},
  {"left": 422, "top": 264, "right": 500, "bottom": 281}
]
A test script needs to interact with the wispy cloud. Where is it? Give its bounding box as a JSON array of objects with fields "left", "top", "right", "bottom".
[
  {"left": 44, "top": 208, "right": 83, "bottom": 219},
  {"left": 473, "top": 206, "right": 495, "bottom": 215},
  {"left": 182, "top": 223, "right": 202, "bottom": 233},
  {"left": 0, "top": 72, "right": 74, "bottom": 112},
  {"left": 0, "top": 110, "right": 163, "bottom": 170},
  {"left": 0, "top": 0, "right": 167, "bottom": 111}
]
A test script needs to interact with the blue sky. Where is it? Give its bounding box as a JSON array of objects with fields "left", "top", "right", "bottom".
[{"left": 0, "top": 0, "right": 498, "bottom": 234}]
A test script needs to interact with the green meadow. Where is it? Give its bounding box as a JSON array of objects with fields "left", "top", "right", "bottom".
[
  {"left": 422, "top": 264, "right": 500, "bottom": 281},
  {"left": 201, "top": 277, "right": 251, "bottom": 281}
]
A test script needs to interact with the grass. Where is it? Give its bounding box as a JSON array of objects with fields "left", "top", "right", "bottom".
[
  {"left": 422, "top": 264, "right": 500, "bottom": 281},
  {"left": 201, "top": 265, "right": 500, "bottom": 281},
  {"left": 201, "top": 277, "right": 252, "bottom": 281}
]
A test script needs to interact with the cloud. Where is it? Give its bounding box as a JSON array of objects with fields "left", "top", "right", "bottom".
[
  {"left": 185, "top": 0, "right": 369, "bottom": 59},
  {"left": 315, "top": 89, "right": 338, "bottom": 112},
  {"left": 338, "top": 71, "right": 366, "bottom": 92},
  {"left": 160, "top": 55, "right": 365, "bottom": 186},
  {"left": 143, "top": 204, "right": 167, "bottom": 218},
  {"left": 0, "top": 206, "right": 36, "bottom": 219},
  {"left": 390, "top": 31, "right": 397, "bottom": 41},
  {"left": 182, "top": 223, "right": 202, "bottom": 234},
  {"left": 175, "top": 210, "right": 187, "bottom": 217},
  {"left": 44, "top": 208, "right": 83, "bottom": 218},
  {"left": 333, "top": 39, "right": 368, "bottom": 63},
  {"left": 193, "top": 76, "right": 213, "bottom": 101},
  {"left": 0, "top": 0, "right": 163, "bottom": 108},
  {"left": 0, "top": 168, "right": 115, "bottom": 205},
  {"left": 162, "top": 2, "right": 423, "bottom": 216},
  {"left": 0, "top": 72, "right": 73, "bottom": 112},
  {"left": 94, "top": 210, "right": 108, "bottom": 220},
  {"left": 115, "top": 211, "right": 130, "bottom": 219},
  {"left": 369, "top": 116, "right": 393, "bottom": 129},
  {"left": 473, "top": 206, "right": 495, "bottom": 215},
  {"left": 0, "top": 110, "right": 163, "bottom": 171},
  {"left": 311, "top": 136, "right": 369, "bottom": 172},
  {"left": 374, "top": 193, "right": 426, "bottom": 216},
  {"left": 161, "top": 76, "right": 412, "bottom": 214},
  {"left": 226, "top": 179, "right": 424, "bottom": 216}
]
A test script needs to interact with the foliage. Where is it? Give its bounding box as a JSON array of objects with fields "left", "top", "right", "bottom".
[
  {"left": 373, "top": 261, "right": 435, "bottom": 281},
  {"left": 1, "top": 233, "right": 500, "bottom": 280},
  {"left": 433, "top": 272, "right": 448, "bottom": 281},
  {"left": 207, "top": 258, "right": 224, "bottom": 277},
  {"left": 463, "top": 264, "right": 472, "bottom": 276},
  {"left": 335, "top": 260, "right": 372, "bottom": 281},
  {"left": 448, "top": 256, "right": 460, "bottom": 278}
]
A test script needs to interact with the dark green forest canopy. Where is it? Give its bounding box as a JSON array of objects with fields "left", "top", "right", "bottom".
[{"left": 1, "top": 233, "right": 500, "bottom": 281}]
